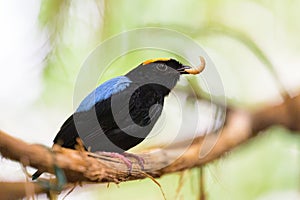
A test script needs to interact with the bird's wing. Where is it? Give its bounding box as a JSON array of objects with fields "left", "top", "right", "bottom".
[
  {"left": 84, "top": 85, "right": 164, "bottom": 152},
  {"left": 76, "top": 76, "right": 132, "bottom": 112},
  {"left": 53, "top": 76, "right": 132, "bottom": 149},
  {"left": 54, "top": 81, "right": 164, "bottom": 152},
  {"left": 53, "top": 114, "right": 78, "bottom": 148}
]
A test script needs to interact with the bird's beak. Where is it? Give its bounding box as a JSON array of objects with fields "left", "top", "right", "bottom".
[{"left": 179, "top": 56, "right": 206, "bottom": 75}]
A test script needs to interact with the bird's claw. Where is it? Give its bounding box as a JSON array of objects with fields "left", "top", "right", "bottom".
[
  {"left": 122, "top": 152, "right": 145, "bottom": 171},
  {"left": 100, "top": 152, "right": 145, "bottom": 174}
]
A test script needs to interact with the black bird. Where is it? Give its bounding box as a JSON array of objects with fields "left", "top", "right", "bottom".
[{"left": 32, "top": 57, "right": 205, "bottom": 179}]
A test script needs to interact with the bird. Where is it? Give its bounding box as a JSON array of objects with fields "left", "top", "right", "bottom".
[{"left": 32, "top": 56, "right": 205, "bottom": 180}]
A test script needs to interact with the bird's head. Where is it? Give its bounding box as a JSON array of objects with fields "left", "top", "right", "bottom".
[
  {"left": 140, "top": 56, "right": 205, "bottom": 75},
  {"left": 126, "top": 56, "right": 205, "bottom": 92}
]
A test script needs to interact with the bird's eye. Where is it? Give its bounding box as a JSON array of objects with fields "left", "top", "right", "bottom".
[{"left": 156, "top": 64, "right": 168, "bottom": 72}]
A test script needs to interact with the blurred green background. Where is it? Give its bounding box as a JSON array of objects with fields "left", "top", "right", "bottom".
[{"left": 1, "top": 0, "right": 300, "bottom": 199}]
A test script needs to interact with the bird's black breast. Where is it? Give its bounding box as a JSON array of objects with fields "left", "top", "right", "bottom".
[{"left": 53, "top": 83, "right": 167, "bottom": 153}]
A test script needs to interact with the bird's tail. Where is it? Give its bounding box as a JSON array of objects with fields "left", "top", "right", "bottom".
[{"left": 32, "top": 169, "right": 43, "bottom": 180}]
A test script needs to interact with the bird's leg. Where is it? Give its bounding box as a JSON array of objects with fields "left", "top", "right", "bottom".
[
  {"left": 122, "top": 152, "right": 145, "bottom": 170},
  {"left": 100, "top": 152, "right": 133, "bottom": 172},
  {"left": 99, "top": 152, "right": 145, "bottom": 172}
]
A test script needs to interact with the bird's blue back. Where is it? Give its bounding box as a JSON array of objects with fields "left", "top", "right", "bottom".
[{"left": 76, "top": 76, "right": 132, "bottom": 112}]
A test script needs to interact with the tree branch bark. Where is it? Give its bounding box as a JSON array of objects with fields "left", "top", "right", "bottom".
[
  {"left": 0, "top": 95, "right": 299, "bottom": 198},
  {"left": 0, "top": 182, "right": 46, "bottom": 200}
]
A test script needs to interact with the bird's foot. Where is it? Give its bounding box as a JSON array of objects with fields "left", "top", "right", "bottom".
[
  {"left": 122, "top": 152, "right": 145, "bottom": 170},
  {"left": 100, "top": 152, "right": 145, "bottom": 173},
  {"left": 101, "top": 152, "right": 133, "bottom": 172}
]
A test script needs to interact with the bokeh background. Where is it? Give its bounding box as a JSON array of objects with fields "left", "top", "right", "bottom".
[{"left": 1, "top": 0, "right": 300, "bottom": 199}]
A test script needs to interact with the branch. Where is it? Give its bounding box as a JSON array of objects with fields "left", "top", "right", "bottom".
[
  {"left": 0, "top": 95, "right": 299, "bottom": 197},
  {"left": 0, "top": 110, "right": 251, "bottom": 182},
  {"left": 252, "top": 95, "right": 300, "bottom": 132},
  {"left": 0, "top": 182, "right": 46, "bottom": 200}
]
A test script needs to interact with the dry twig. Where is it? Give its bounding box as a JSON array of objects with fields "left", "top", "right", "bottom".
[{"left": 0, "top": 95, "right": 300, "bottom": 198}]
